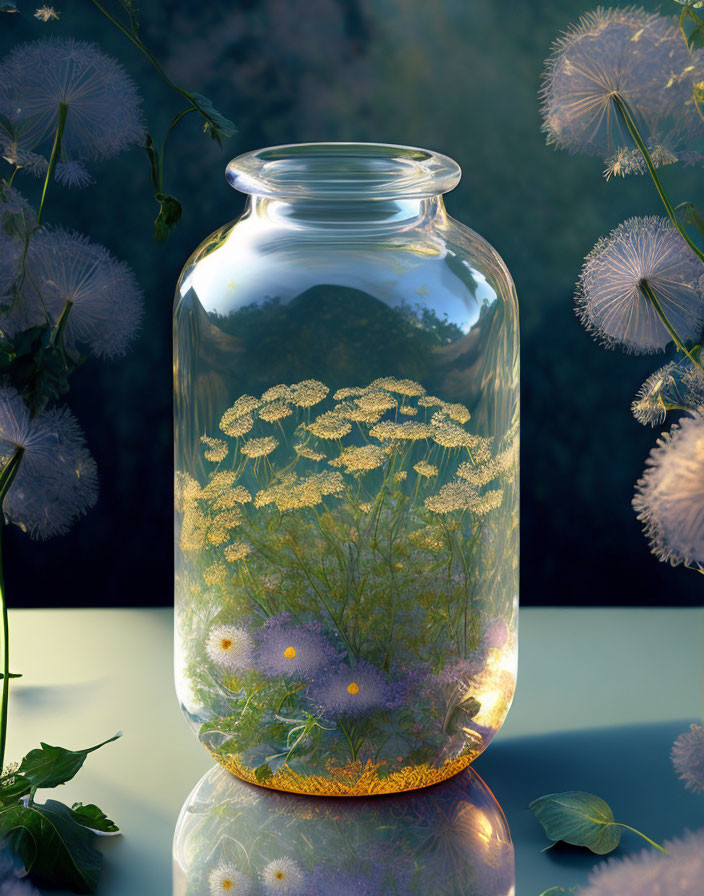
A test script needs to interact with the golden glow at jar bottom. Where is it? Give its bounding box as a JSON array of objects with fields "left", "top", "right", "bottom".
[{"left": 208, "top": 750, "right": 477, "bottom": 797}]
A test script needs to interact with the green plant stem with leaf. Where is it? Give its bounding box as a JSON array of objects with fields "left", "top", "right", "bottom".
[{"left": 37, "top": 102, "right": 68, "bottom": 227}]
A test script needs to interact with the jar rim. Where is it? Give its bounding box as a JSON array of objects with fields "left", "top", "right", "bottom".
[{"left": 225, "top": 142, "right": 462, "bottom": 200}]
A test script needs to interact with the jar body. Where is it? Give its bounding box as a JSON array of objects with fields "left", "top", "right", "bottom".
[{"left": 174, "top": 146, "right": 519, "bottom": 795}]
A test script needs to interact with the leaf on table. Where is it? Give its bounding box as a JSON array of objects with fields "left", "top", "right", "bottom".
[
  {"left": 529, "top": 791, "right": 621, "bottom": 855},
  {"left": 0, "top": 798, "right": 102, "bottom": 893},
  {"left": 18, "top": 733, "right": 121, "bottom": 790},
  {"left": 70, "top": 803, "right": 120, "bottom": 836}
]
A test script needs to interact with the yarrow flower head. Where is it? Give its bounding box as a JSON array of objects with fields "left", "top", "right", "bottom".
[
  {"left": 5, "top": 228, "right": 143, "bottom": 358},
  {"left": 256, "top": 616, "right": 337, "bottom": 678},
  {"left": 632, "top": 360, "right": 704, "bottom": 426},
  {"left": 633, "top": 412, "right": 704, "bottom": 569},
  {"left": 672, "top": 724, "right": 704, "bottom": 793},
  {"left": 0, "top": 38, "right": 145, "bottom": 164},
  {"left": 307, "top": 659, "right": 400, "bottom": 718},
  {"left": 205, "top": 624, "right": 253, "bottom": 672},
  {"left": 576, "top": 217, "right": 704, "bottom": 354},
  {"left": 260, "top": 857, "right": 305, "bottom": 895},
  {"left": 0, "top": 388, "right": 98, "bottom": 539},
  {"left": 208, "top": 863, "right": 253, "bottom": 896},
  {"left": 576, "top": 829, "right": 704, "bottom": 896},
  {"left": 541, "top": 8, "right": 704, "bottom": 162}
]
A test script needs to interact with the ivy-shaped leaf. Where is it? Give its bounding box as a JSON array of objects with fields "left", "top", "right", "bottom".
[
  {"left": 190, "top": 92, "right": 236, "bottom": 145},
  {"left": 529, "top": 792, "right": 621, "bottom": 855},
  {"left": 18, "top": 733, "right": 121, "bottom": 790},
  {"left": 70, "top": 803, "right": 119, "bottom": 836},
  {"left": 0, "top": 798, "right": 102, "bottom": 893}
]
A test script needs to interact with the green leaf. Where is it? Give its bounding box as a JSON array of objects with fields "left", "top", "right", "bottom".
[
  {"left": 254, "top": 763, "right": 273, "bottom": 784},
  {"left": 529, "top": 792, "right": 621, "bottom": 855},
  {"left": 154, "top": 192, "right": 182, "bottom": 242},
  {"left": 144, "top": 133, "right": 161, "bottom": 193},
  {"left": 190, "top": 92, "right": 236, "bottom": 145},
  {"left": 0, "top": 774, "right": 31, "bottom": 803},
  {"left": 539, "top": 889, "right": 574, "bottom": 896},
  {"left": 0, "top": 798, "right": 102, "bottom": 893},
  {"left": 70, "top": 803, "right": 119, "bottom": 835},
  {"left": 18, "top": 733, "right": 121, "bottom": 790}
]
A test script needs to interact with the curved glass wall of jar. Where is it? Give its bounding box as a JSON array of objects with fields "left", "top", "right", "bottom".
[
  {"left": 173, "top": 764, "right": 515, "bottom": 896},
  {"left": 174, "top": 143, "right": 519, "bottom": 796}
]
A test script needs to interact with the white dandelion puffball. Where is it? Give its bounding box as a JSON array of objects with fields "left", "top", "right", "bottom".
[
  {"left": 208, "top": 863, "right": 253, "bottom": 896},
  {"left": 206, "top": 625, "right": 254, "bottom": 672},
  {"left": 24, "top": 228, "right": 143, "bottom": 358},
  {"left": 576, "top": 217, "right": 704, "bottom": 354},
  {"left": 0, "top": 37, "right": 145, "bottom": 163},
  {"left": 0, "top": 389, "right": 98, "bottom": 539},
  {"left": 541, "top": 7, "right": 704, "bottom": 159},
  {"left": 261, "top": 858, "right": 305, "bottom": 896},
  {"left": 633, "top": 412, "right": 704, "bottom": 569},
  {"left": 632, "top": 360, "right": 704, "bottom": 426}
]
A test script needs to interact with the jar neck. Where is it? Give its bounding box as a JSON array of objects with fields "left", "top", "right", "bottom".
[{"left": 247, "top": 194, "right": 448, "bottom": 231}]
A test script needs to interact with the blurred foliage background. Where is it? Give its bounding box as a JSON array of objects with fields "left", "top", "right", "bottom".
[{"left": 1, "top": 0, "right": 700, "bottom": 607}]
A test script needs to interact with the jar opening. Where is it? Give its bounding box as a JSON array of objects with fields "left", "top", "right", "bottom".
[{"left": 225, "top": 142, "right": 461, "bottom": 200}]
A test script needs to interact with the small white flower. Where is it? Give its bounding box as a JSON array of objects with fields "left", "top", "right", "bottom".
[
  {"left": 208, "top": 863, "right": 253, "bottom": 896},
  {"left": 261, "top": 857, "right": 305, "bottom": 895},
  {"left": 205, "top": 625, "right": 253, "bottom": 672}
]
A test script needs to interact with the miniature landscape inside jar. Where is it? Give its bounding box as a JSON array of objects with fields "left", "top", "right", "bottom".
[
  {"left": 175, "top": 370, "right": 518, "bottom": 795},
  {"left": 173, "top": 763, "right": 515, "bottom": 896}
]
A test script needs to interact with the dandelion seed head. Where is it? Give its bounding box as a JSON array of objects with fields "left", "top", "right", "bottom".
[
  {"left": 0, "top": 37, "right": 145, "bottom": 161},
  {"left": 0, "top": 391, "right": 98, "bottom": 539},
  {"left": 208, "top": 863, "right": 253, "bottom": 896},
  {"left": 672, "top": 724, "right": 704, "bottom": 793},
  {"left": 633, "top": 412, "right": 704, "bottom": 568},
  {"left": 604, "top": 143, "right": 679, "bottom": 179},
  {"left": 261, "top": 857, "right": 305, "bottom": 895},
  {"left": 23, "top": 228, "right": 142, "bottom": 358},
  {"left": 541, "top": 8, "right": 704, "bottom": 159},
  {"left": 200, "top": 436, "right": 228, "bottom": 463},
  {"left": 577, "top": 217, "right": 704, "bottom": 353},
  {"left": 256, "top": 617, "right": 337, "bottom": 678},
  {"left": 329, "top": 444, "right": 386, "bottom": 473},
  {"left": 54, "top": 159, "right": 93, "bottom": 189},
  {"left": 241, "top": 436, "right": 278, "bottom": 458},
  {"left": 576, "top": 829, "right": 704, "bottom": 896},
  {"left": 206, "top": 624, "right": 253, "bottom": 672}
]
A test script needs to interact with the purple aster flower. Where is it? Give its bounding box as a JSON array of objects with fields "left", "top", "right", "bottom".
[
  {"left": 436, "top": 652, "right": 486, "bottom": 688},
  {"left": 256, "top": 617, "right": 337, "bottom": 678},
  {"left": 577, "top": 829, "right": 704, "bottom": 896},
  {"left": 0, "top": 38, "right": 145, "bottom": 162},
  {"left": 576, "top": 217, "right": 704, "bottom": 354},
  {"left": 672, "top": 724, "right": 704, "bottom": 793},
  {"left": 541, "top": 8, "right": 704, "bottom": 160},
  {"left": 15, "top": 228, "right": 143, "bottom": 358},
  {"left": 483, "top": 618, "right": 509, "bottom": 650},
  {"left": 633, "top": 413, "right": 704, "bottom": 569},
  {"left": 0, "top": 388, "right": 98, "bottom": 538},
  {"left": 307, "top": 659, "right": 399, "bottom": 719}
]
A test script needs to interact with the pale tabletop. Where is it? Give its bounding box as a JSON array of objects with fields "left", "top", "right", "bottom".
[{"left": 7, "top": 607, "right": 703, "bottom": 895}]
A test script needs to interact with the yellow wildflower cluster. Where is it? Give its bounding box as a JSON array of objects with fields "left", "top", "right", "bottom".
[
  {"left": 254, "top": 471, "right": 345, "bottom": 511},
  {"left": 224, "top": 542, "right": 252, "bottom": 563},
  {"left": 306, "top": 411, "right": 352, "bottom": 440},
  {"left": 413, "top": 460, "right": 438, "bottom": 478},
  {"left": 399, "top": 404, "right": 418, "bottom": 416},
  {"left": 220, "top": 395, "right": 261, "bottom": 434},
  {"left": 370, "top": 376, "right": 426, "bottom": 396},
  {"left": 241, "top": 436, "right": 278, "bottom": 458},
  {"left": 258, "top": 400, "right": 293, "bottom": 423},
  {"left": 200, "top": 436, "right": 228, "bottom": 463},
  {"left": 291, "top": 379, "right": 329, "bottom": 407},
  {"left": 425, "top": 479, "right": 503, "bottom": 515},
  {"left": 329, "top": 444, "right": 387, "bottom": 473},
  {"left": 369, "top": 421, "right": 434, "bottom": 441},
  {"left": 409, "top": 526, "right": 446, "bottom": 551},
  {"left": 220, "top": 413, "right": 254, "bottom": 438}
]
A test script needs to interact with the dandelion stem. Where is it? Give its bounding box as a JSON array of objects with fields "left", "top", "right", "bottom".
[
  {"left": 637, "top": 280, "right": 702, "bottom": 368},
  {"left": 0, "top": 447, "right": 24, "bottom": 771},
  {"left": 37, "top": 102, "right": 68, "bottom": 226},
  {"left": 613, "top": 823, "right": 669, "bottom": 854},
  {"left": 51, "top": 299, "right": 73, "bottom": 350},
  {"left": 612, "top": 94, "right": 704, "bottom": 266}
]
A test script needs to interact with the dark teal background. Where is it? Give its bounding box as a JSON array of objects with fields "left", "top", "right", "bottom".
[{"left": 1, "top": 0, "right": 701, "bottom": 606}]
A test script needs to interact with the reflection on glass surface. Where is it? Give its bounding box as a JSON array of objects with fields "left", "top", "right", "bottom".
[{"left": 173, "top": 764, "right": 514, "bottom": 895}]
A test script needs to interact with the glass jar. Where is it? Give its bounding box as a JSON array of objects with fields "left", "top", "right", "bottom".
[
  {"left": 174, "top": 143, "right": 519, "bottom": 796},
  {"left": 173, "top": 764, "right": 515, "bottom": 896}
]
